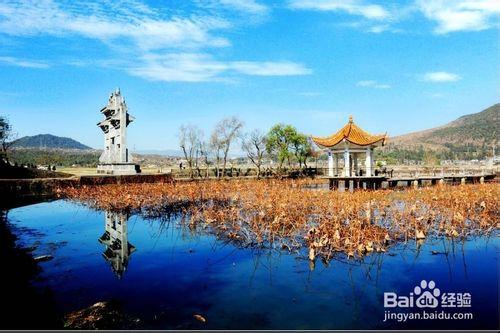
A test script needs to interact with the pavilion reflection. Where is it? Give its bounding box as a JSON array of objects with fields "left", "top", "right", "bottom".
[{"left": 98, "top": 210, "right": 136, "bottom": 278}]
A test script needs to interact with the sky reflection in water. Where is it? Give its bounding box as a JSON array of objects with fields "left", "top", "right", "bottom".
[{"left": 7, "top": 200, "right": 498, "bottom": 330}]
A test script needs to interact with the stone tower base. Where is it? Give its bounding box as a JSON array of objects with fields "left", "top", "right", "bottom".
[{"left": 97, "top": 163, "right": 141, "bottom": 175}]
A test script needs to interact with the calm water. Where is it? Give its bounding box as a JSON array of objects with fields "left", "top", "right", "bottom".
[{"left": 5, "top": 200, "right": 499, "bottom": 329}]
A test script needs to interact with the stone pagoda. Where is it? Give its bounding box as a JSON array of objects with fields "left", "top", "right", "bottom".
[{"left": 97, "top": 89, "right": 140, "bottom": 174}]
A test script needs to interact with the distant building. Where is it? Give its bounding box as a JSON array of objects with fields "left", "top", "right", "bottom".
[{"left": 97, "top": 89, "right": 140, "bottom": 174}]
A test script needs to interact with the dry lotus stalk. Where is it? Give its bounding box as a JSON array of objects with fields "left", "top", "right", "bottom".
[{"left": 59, "top": 180, "right": 499, "bottom": 262}]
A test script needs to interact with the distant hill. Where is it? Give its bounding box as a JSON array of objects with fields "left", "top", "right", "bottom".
[
  {"left": 11, "top": 134, "right": 91, "bottom": 150},
  {"left": 380, "top": 104, "right": 499, "bottom": 162}
]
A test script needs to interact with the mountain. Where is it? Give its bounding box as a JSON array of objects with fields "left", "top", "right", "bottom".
[
  {"left": 381, "top": 104, "right": 499, "bottom": 161},
  {"left": 11, "top": 134, "right": 91, "bottom": 150}
]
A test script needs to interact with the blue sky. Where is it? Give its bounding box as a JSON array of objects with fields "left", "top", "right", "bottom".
[{"left": 0, "top": 0, "right": 498, "bottom": 150}]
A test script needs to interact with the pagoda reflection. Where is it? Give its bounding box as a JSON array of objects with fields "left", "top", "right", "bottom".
[{"left": 98, "top": 210, "right": 136, "bottom": 278}]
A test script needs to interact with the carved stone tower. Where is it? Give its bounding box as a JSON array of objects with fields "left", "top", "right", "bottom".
[{"left": 97, "top": 89, "right": 140, "bottom": 174}]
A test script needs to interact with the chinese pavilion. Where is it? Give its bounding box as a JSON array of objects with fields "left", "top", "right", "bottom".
[{"left": 312, "top": 116, "right": 387, "bottom": 177}]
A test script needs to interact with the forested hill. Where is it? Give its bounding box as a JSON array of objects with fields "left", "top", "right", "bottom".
[
  {"left": 11, "top": 134, "right": 91, "bottom": 150},
  {"left": 380, "top": 104, "right": 499, "bottom": 162}
]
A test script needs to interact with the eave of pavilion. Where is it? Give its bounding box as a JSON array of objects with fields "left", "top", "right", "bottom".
[
  {"left": 311, "top": 116, "right": 387, "bottom": 151},
  {"left": 317, "top": 141, "right": 383, "bottom": 153}
]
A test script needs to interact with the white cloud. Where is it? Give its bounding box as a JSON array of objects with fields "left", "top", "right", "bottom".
[
  {"left": 357, "top": 80, "right": 375, "bottom": 86},
  {"left": 214, "top": 0, "right": 268, "bottom": 14},
  {"left": 367, "top": 24, "right": 393, "bottom": 33},
  {"left": 129, "top": 53, "right": 227, "bottom": 82},
  {"left": 417, "top": 0, "right": 500, "bottom": 34},
  {"left": 0, "top": 1, "right": 308, "bottom": 82},
  {"left": 356, "top": 80, "right": 391, "bottom": 89},
  {"left": 338, "top": 20, "right": 405, "bottom": 34},
  {"left": 129, "top": 53, "right": 311, "bottom": 82},
  {"left": 0, "top": 56, "right": 49, "bottom": 68},
  {"left": 289, "top": 0, "right": 499, "bottom": 34},
  {"left": 0, "top": 1, "right": 231, "bottom": 50},
  {"left": 229, "top": 61, "right": 311, "bottom": 76},
  {"left": 289, "top": 0, "right": 390, "bottom": 20},
  {"left": 421, "top": 71, "right": 461, "bottom": 82}
]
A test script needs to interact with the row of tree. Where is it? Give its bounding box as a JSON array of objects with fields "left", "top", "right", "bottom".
[{"left": 178, "top": 117, "right": 314, "bottom": 178}]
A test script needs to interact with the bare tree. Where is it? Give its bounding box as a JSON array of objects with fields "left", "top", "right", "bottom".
[
  {"left": 198, "top": 140, "right": 212, "bottom": 178},
  {"left": 193, "top": 131, "right": 213, "bottom": 178},
  {"left": 242, "top": 129, "right": 267, "bottom": 179},
  {"left": 213, "top": 117, "right": 243, "bottom": 178},
  {"left": 210, "top": 131, "right": 224, "bottom": 178},
  {"left": 178, "top": 124, "right": 202, "bottom": 178},
  {"left": 193, "top": 131, "right": 204, "bottom": 178}
]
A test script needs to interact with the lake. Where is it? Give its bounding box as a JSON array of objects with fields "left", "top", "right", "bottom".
[{"left": 3, "top": 200, "right": 498, "bottom": 329}]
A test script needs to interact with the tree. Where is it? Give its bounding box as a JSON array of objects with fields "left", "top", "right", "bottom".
[
  {"left": 193, "top": 131, "right": 208, "bottom": 178},
  {"left": 290, "top": 133, "right": 313, "bottom": 168},
  {"left": 198, "top": 140, "right": 212, "bottom": 178},
  {"left": 241, "top": 129, "right": 267, "bottom": 179},
  {"left": 213, "top": 117, "right": 243, "bottom": 178},
  {"left": 266, "top": 124, "right": 297, "bottom": 170},
  {"left": 210, "top": 131, "right": 224, "bottom": 178},
  {"left": 0, "top": 115, "right": 13, "bottom": 162},
  {"left": 178, "top": 124, "right": 203, "bottom": 178}
]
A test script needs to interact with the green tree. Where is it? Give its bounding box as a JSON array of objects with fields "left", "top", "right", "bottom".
[
  {"left": 290, "top": 133, "right": 313, "bottom": 168},
  {"left": 266, "top": 124, "right": 295, "bottom": 170},
  {"left": 0, "top": 115, "right": 13, "bottom": 162},
  {"left": 266, "top": 124, "right": 312, "bottom": 170}
]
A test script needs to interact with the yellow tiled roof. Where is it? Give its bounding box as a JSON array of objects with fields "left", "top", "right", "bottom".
[{"left": 312, "top": 116, "right": 387, "bottom": 148}]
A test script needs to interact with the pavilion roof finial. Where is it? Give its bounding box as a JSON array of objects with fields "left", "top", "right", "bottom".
[{"left": 348, "top": 115, "right": 353, "bottom": 123}]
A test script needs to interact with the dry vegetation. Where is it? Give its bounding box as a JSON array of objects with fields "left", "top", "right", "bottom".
[{"left": 59, "top": 180, "right": 499, "bottom": 262}]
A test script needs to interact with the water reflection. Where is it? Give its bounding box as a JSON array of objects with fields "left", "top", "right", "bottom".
[
  {"left": 98, "top": 211, "right": 136, "bottom": 278},
  {"left": 5, "top": 201, "right": 498, "bottom": 330}
]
